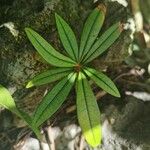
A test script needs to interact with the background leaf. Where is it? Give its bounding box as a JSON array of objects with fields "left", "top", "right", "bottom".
[
  {"left": 25, "top": 28, "right": 76, "bottom": 67},
  {"left": 0, "top": 84, "right": 21, "bottom": 116},
  {"left": 0, "top": 85, "right": 41, "bottom": 138},
  {"left": 76, "top": 72, "right": 101, "bottom": 147},
  {"left": 32, "top": 72, "right": 76, "bottom": 127},
  {"left": 26, "top": 68, "right": 73, "bottom": 88},
  {"left": 84, "top": 67, "right": 120, "bottom": 97},
  {"left": 79, "top": 4, "right": 106, "bottom": 61},
  {"left": 82, "top": 22, "right": 123, "bottom": 64},
  {"left": 55, "top": 13, "right": 78, "bottom": 61}
]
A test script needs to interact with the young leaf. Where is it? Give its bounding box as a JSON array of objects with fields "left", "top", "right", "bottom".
[
  {"left": 55, "top": 13, "right": 78, "bottom": 61},
  {"left": 0, "top": 85, "right": 41, "bottom": 138},
  {"left": 26, "top": 68, "right": 73, "bottom": 88},
  {"left": 25, "top": 28, "right": 76, "bottom": 67},
  {"left": 32, "top": 72, "right": 77, "bottom": 127},
  {"left": 79, "top": 4, "right": 106, "bottom": 60},
  {"left": 84, "top": 67, "right": 120, "bottom": 97},
  {"left": 76, "top": 72, "right": 101, "bottom": 147},
  {"left": 82, "top": 22, "right": 123, "bottom": 64}
]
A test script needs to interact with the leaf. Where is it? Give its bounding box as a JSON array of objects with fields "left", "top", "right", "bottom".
[
  {"left": 55, "top": 13, "right": 78, "bottom": 61},
  {"left": 25, "top": 28, "right": 76, "bottom": 67},
  {"left": 84, "top": 67, "right": 120, "bottom": 97},
  {"left": 0, "top": 85, "right": 41, "bottom": 138},
  {"left": 79, "top": 4, "right": 106, "bottom": 61},
  {"left": 76, "top": 72, "right": 101, "bottom": 147},
  {"left": 26, "top": 68, "right": 73, "bottom": 88},
  {"left": 0, "top": 84, "right": 21, "bottom": 116},
  {"left": 32, "top": 72, "right": 77, "bottom": 127},
  {"left": 82, "top": 22, "right": 123, "bottom": 64},
  {"left": 18, "top": 110, "right": 41, "bottom": 139}
]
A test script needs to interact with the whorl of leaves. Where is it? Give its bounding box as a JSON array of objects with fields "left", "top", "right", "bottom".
[{"left": 0, "top": 4, "right": 122, "bottom": 148}]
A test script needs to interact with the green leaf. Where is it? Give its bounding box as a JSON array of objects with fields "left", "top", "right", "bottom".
[
  {"left": 76, "top": 72, "right": 101, "bottom": 147},
  {"left": 84, "top": 67, "right": 120, "bottom": 97},
  {"left": 79, "top": 5, "right": 106, "bottom": 61},
  {"left": 55, "top": 13, "right": 78, "bottom": 61},
  {"left": 18, "top": 110, "right": 41, "bottom": 139},
  {"left": 82, "top": 22, "right": 122, "bottom": 64},
  {"left": 0, "top": 84, "right": 21, "bottom": 116},
  {"left": 0, "top": 85, "right": 41, "bottom": 139},
  {"left": 25, "top": 28, "right": 76, "bottom": 67},
  {"left": 26, "top": 68, "right": 73, "bottom": 88},
  {"left": 32, "top": 72, "right": 77, "bottom": 127}
]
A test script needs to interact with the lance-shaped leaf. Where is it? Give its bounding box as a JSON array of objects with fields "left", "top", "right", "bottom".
[
  {"left": 0, "top": 85, "right": 41, "bottom": 138},
  {"left": 55, "top": 13, "right": 78, "bottom": 61},
  {"left": 76, "top": 72, "right": 101, "bottom": 147},
  {"left": 26, "top": 68, "right": 73, "bottom": 88},
  {"left": 79, "top": 4, "right": 106, "bottom": 60},
  {"left": 25, "top": 28, "right": 76, "bottom": 67},
  {"left": 32, "top": 72, "right": 76, "bottom": 127},
  {"left": 84, "top": 67, "right": 120, "bottom": 97},
  {"left": 82, "top": 22, "right": 123, "bottom": 64}
]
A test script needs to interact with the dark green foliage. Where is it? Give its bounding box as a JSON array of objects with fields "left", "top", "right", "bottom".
[
  {"left": 25, "top": 4, "right": 122, "bottom": 147},
  {"left": 0, "top": 4, "right": 122, "bottom": 147}
]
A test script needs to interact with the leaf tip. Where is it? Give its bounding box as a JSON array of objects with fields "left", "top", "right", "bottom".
[
  {"left": 115, "top": 90, "right": 121, "bottom": 98},
  {"left": 26, "top": 81, "right": 33, "bottom": 88},
  {"left": 25, "top": 27, "right": 30, "bottom": 33},
  {"left": 83, "top": 128, "right": 102, "bottom": 148},
  {"left": 118, "top": 22, "right": 124, "bottom": 33},
  {"left": 117, "top": 92, "right": 121, "bottom": 98},
  {"left": 97, "top": 4, "right": 106, "bottom": 14},
  {"left": 55, "top": 12, "right": 59, "bottom": 19}
]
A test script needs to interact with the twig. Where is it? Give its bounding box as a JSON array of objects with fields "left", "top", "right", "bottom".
[
  {"left": 79, "top": 136, "right": 85, "bottom": 150},
  {"left": 46, "top": 126, "right": 55, "bottom": 150},
  {"left": 131, "top": 0, "right": 143, "bottom": 31}
]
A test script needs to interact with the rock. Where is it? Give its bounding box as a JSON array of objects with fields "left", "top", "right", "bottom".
[
  {"left": 126, "top": 91, "right": 150, "bottom": 101},
  {"left": 95, "top": 96, "right": 150, "bottom": 150},
  {"left": 63, "top": 124, "right": 81, "bottom": 140},
  {"left": 55, "top": 124, "right": 81, "bottom": 150},
  {"left": 16, "top": 137, "right": 49, "bottom": 150}
]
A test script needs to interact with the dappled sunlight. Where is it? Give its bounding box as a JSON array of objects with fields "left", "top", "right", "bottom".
[
  {"left": 83, "top": 124, "right": 102, "bottom": 147},
  {"left": 67, "top": 72, "right": 77, "bottom": 83}
]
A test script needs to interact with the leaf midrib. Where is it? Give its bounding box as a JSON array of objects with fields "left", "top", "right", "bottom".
[
  {"left": 33, "top": 74, "right": 73, "bottom": 126},
  {"left": 83, "top": 25, "right": 118, "bottom": 63},
  {"left": 82, "top": 78, "right": 97, "bottom": 143},
  {"left": 57, "top": 17, "right": 77, "bottom": 61},
  {"left": 87, "top": 69, "right": 117, "bottom": 94},
  {"left": 28, "top": 30, "right": 74, "bottom": 65},
  {"left": 32, "top": 69, "right": 72, "bottom": 84},
  {"left": 80, "top": 11, "right": 100, "bottom": 60}
]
